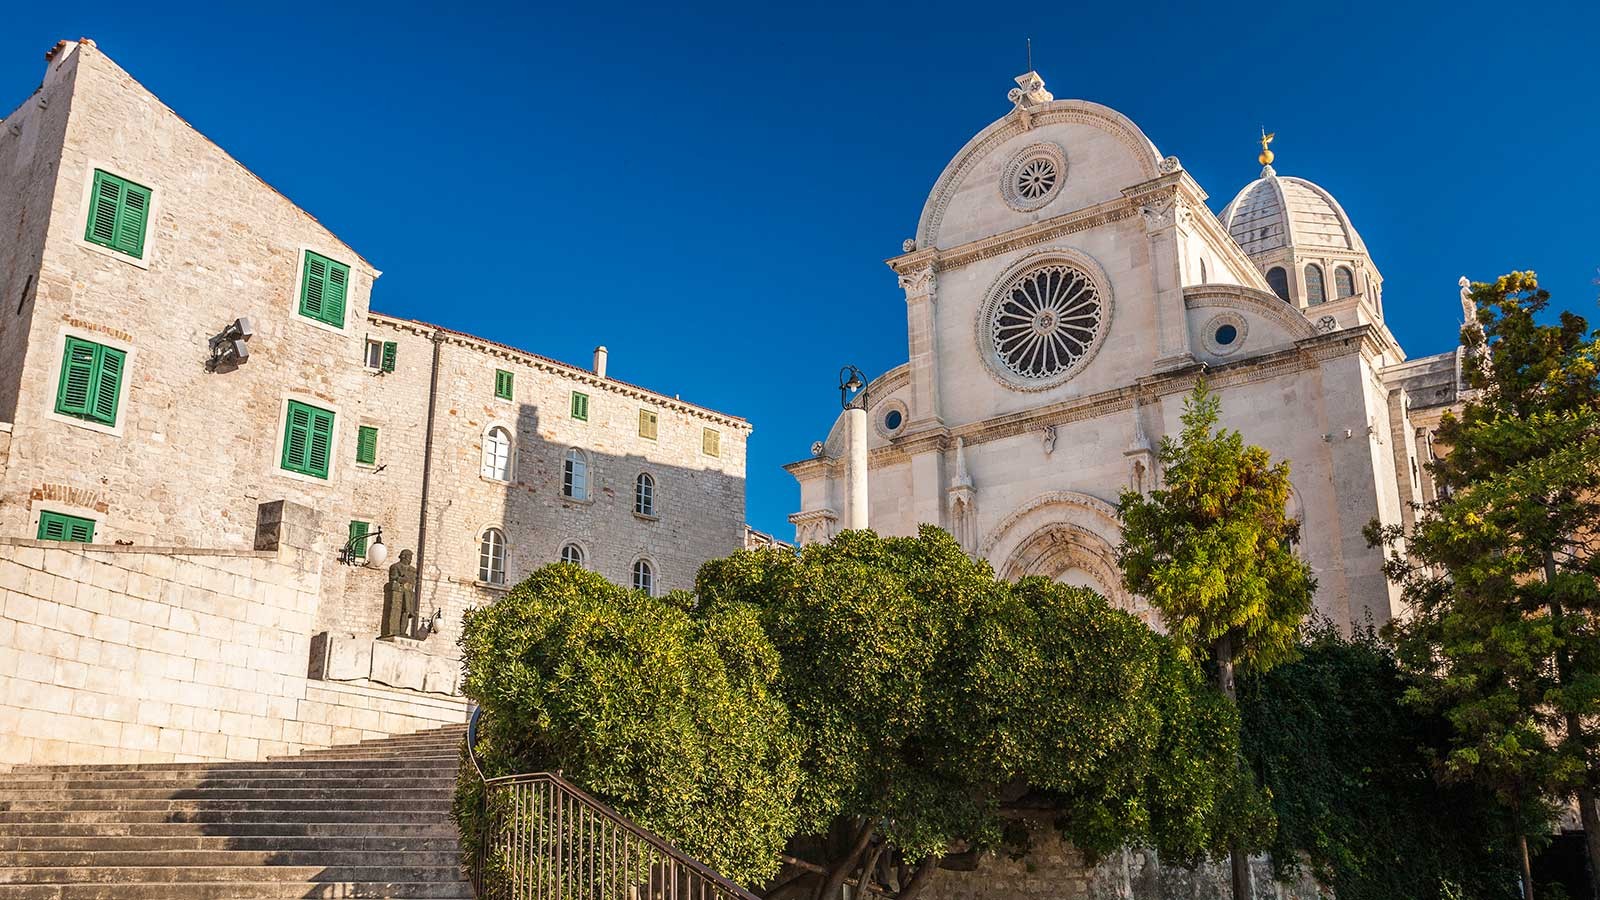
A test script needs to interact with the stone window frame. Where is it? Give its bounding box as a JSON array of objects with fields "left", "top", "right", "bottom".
[
  {"left": 562, "top": 447, "right": 593, "bottom": 502},
  {"left": 1304, "top": 263, "right": 1327, "bottom": 306},
  {"left": 477, "top": 525, "right": 507, "bottom": 586},
  {"left": 630, "top": 556, "right": 658, "bottom": 596},
  {"left": 973, "top": 247, "right": 1115, "bottom": 393},
  {"left": 875, "top": 398, "right": 910, "bottom": 439},
  {"left": 480, "top": 422, "right": 516, "bottom": 483},
  {"left": 1334, "top": 265, "right": 1356, "bottom": 299},
  {"left": 27, "top": 502, "right": 102, "bottom": 544},
  {"left": 42, "top": 325, "right": 136, "bottom": 438},
  {"left": 559, "top": 541, "right": 588, "bottom": 568},
  {"left": 634, "top": 472, "right": 658, "bottom": 520},
  {"left": 999, "top": 141, "right": 1068, "bottom": 212},
  {"left": 72, "top": 161, "right": 160, "bottom": 271},
  {"left": 288, "top": 246, "right": 356, "bottom": 337},
  {"left": 1201, "top": 312, "right": 1249, "bottom": 357},
  {"left": 270, "top": 392, "right": 343, "bottom": 487},
  {"left": 362, "top": 337, "right": 385, "bottom": 371}
]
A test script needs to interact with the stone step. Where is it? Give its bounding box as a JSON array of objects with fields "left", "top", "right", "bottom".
[
  {"left": 0, "top": 798, "right": 451, "bottom": 813},
  {"left": 4, "top": 756, "right": 458, "bottom": 775},
  {"left": 0, "top": 776, "right": 456, "bottom": 793},
  {"left": 0, "top": 785, "right": 455, "bottom": 802},
  {"left": 0, "top": 836, "right": 458, "bottom": 853},
  {"left": 0, "top": 823, "right": 457, "bottom": 839},
  {"left": 0, "top": 850, "right": 461, "bottom": 868},
  {"left": 0, "top": 865, "right": 464, "bottom": 885},
  {"left": 0, "top": 880, "right": 473, "bottom": 899},
  {"left": 0, "top": 809, "right": 449, "bottom": 825}
]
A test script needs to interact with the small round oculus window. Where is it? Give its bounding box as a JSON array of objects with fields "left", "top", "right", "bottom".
[
  {"left": 1215, "top": 323, "right": 1238, "bottom": 346},
  {"left": 1015, "top": 158, "right": 1057, "bottom": 200},
  {"left": 991, "top": 264, "right": 1103, "bottom": 380},
  {"left": 1001, "top": 143, "right": 1068, "bottom": 212},
  {"left": 884, "top": 409, "right": 903, "bottom": 431}
]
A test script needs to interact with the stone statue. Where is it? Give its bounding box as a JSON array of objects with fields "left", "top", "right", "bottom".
[{"left": 381, "top": 550, "right": 418, "bottom": 639}]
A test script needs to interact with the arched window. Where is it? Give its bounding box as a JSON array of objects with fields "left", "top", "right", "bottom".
[
  {"left": 482, "top": 427, "right": 512, "bottom": 481},
  {"left": 1198, "top": 258, "right": 1208, "bottom": 283},
  {"left": 1334, "top": 266, "right": 1355, "bottom": 299},
  {"left": 1304, "top": 264, "right": 1326, "bottom": 305},
  {"left": 634, "top": 473, "right": 655, "bottom": 516},
  {"left": 562, "top": 449, "right": 588, "bottom": 499},
  {"left": 1265, "top": 267, "right": 1290, "bottom": 301},
  {"left": 559, "top": 543, "right": 584, "bottom": 566},
  {"left": 631, "top": 558, "right": 655, "bottom": 595},
  {"left": 478, "top": 528, "right": 506, "bottom": 585}
]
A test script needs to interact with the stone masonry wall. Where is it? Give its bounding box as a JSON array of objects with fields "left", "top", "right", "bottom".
[{"left": 0, "top": 501, "right": 465, "bottom": 768}]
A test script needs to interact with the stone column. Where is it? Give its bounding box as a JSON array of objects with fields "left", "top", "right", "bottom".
[
  {"left": 847, "top": 405, "right": 869, "bottom": 531},
  {"left": 1130, "top": 187, "right": 1196, "bottom": 372},
  {"left": 899, "top": 266, "right": 942, "bottom": 427}
]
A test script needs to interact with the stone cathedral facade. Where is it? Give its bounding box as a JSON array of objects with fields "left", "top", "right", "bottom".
[{"left": 788, "top": 71, "right": 1467, "bottom": 631}]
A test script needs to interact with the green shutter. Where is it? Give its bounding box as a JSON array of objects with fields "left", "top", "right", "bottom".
[
  {"left": 56, "top": 337, "right": 125, "bottom": 426},
  {"left": 356, "top": 425, "right": 378, "bottom": 465},
  {"left": 495, "top": 369, "right": 513, "bottom": 400},
  {"left": 348, "top": 520, "right": 370, "bottom": 558},
  {"left": 282, "top": 400, "right": 334, "bottom": 478},
  {"left": 38, "top": 511, "right": 95, "bottom": 543},
  {"left": 299, "top": 251, "right": 350, "bottom": 328},
  {"left": 571, "top": 392, "right": 589, "bottom": 421},
  {"left": 381, "top": 341, "right": 397, "bottom": 373},
  {"left": 84, "top": 170, "right": 151, "bottom": 259}
]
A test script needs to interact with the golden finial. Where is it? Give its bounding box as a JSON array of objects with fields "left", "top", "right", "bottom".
[{"left": 1258, "top": 128, "right": 1276, "bottom": 166}]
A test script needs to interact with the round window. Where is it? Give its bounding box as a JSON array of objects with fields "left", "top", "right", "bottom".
[
  {"left": 990, "top": 264, "right": 1103, "bottom": 381},
  {"left": 884, "top": 409, "right": 903, "bottom": 431},
  {"left": 1215, "top": 324, "right": 1238, "bottom": 346},
  {"left": 1000, "top": 143, "right": 1068, "bottom": 212}
]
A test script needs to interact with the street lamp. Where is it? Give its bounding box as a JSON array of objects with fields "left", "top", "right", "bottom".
[
  {"left": 839, "top": 365, "right": 867, "bottom": 410},
  {"left": 339, "top": 527, "right": 389, "bottom": 568},
  {"left": 838, "top": 365, "right": 870, "bottom": 531}
]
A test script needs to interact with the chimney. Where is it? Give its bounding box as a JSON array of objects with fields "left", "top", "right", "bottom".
[{"left": 593, "top": 346, "right": 608, "bottom": 379}]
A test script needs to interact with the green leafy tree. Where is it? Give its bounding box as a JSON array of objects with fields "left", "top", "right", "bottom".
[
  {"left": 1118, "top": 380, "right": 1317, "bottom": 899},
  {"left": 455, "top": 563, "right": 804, "bottom": 885},
  {"left": 1370, "top": 271, "right": 1600, "bottom": 899},
  {"left": 1239, "top": 620, "right": 1523, "bottom": 900}
]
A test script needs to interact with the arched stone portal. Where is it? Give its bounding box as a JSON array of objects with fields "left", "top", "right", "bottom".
[{"left": 979, "top": 491, "right": 1154, "bottom": 625}]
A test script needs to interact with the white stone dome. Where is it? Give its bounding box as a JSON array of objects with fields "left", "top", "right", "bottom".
[{"left": 1218, "top": 166, "right": 1368, "bottom": 258}]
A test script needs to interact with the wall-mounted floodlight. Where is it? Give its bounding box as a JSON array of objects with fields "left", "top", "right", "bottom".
[{"left": 207, "top": 317, "right": 254, "bottom": 371}]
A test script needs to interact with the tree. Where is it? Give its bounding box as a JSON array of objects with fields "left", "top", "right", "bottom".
[
  {"left": 1238, "top": 620, "right": 1524, "bottom": 900},
  {"left": 1118, "top": 380, "right": 1317, "bottom": 899},
  {"left": 1370, "top": 271, "right": 1600, "bottom": 899}
]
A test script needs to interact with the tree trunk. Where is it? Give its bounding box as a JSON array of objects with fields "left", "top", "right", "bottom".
[
  {"left": 897, "top": 856, "right": 940, "bottom": 900},
  {"left": 1544, "top": 551, "right": 1600, "bottom": 900},
  {"left": 1519, "top": 831, "right": 1536, "bottom": 900},
  {"left": 1216, "top": 635, "right": 1252, "bottom": 900},
  {"left": 814, "top": 821, "right": 875, "bottom": 900}
]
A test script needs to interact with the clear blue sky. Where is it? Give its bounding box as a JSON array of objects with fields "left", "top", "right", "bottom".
[{"left": 6, "top": 2, "right": 1597, "bottom": 538}]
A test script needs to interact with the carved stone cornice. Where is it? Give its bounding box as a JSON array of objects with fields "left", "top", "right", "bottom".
[
  {"left": 898, "top": 265, "right": 937, "bottom": 303},
  {"left": 1183, "top": 285, "right": 1317, "bottom": 341},
  {"left": 788, "top": 508, "right": 838, "bottom": 526},
  {"left": 888, "top": 195, "right": 1138, "bottom": 277}
]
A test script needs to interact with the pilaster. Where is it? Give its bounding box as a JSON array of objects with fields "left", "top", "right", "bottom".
[{"left": 899, "top": 265, "right": 943, "bottom": 428}]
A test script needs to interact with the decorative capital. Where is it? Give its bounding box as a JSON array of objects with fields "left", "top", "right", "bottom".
[
  {"left": 1137, "top": 191, "right": 1189, "bottom": 233},
  {"left": 898, "top": 265, "right": 937, "bottom": 303}
]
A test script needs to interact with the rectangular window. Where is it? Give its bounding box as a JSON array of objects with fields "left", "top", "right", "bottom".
[
  {"left": 702, "top": 427, "right": 721, "bottom": 458},
  {"left": 37, "top": 511, "right": 95, "bottom": 543},
  {"left": 297, "top": 250, "right": 350, "bottom": 328},
  {"left": 281, "top": 400, "right": 335, "bottom": 479},
  {"left": 55, "top": 336, "right": 126, "bottom": 427},
  {"left": 639, "top": 409, "right": 658, "bottom": 441},
  {"left": 84, "top": 169, "right": 151, "bottom": 259},
  {"left": 364, "top": 339, "right": 383, "bottom": 369},
  {"left": 348, "top": 520, "right": 370, "bottom": 559},
  {"left": 381, "top": 341, "right": 397, "bottom": 373},
  {"left": 356, "top": 425, "right": 379, "bottom": 465},
  {"left": 494, "top": 369, "right": 514, "bottom": 400},
  {"left": 570, "top": 391, "right": 589, "bottom": 421}
]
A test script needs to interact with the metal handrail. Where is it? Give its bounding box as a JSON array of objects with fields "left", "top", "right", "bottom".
[{"left": 465, "top": 706, "right": 761, "bottom": 900}]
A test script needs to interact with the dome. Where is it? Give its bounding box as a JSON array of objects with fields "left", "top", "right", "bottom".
[{"left": 1218, "top": 166, "right": 1368, "bottom": 258}]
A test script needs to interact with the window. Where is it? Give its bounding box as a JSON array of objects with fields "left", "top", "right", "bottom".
[
  {"left": 55, "top": 336, "right": 125, "bottom": 427},
  {"left": 635, "top": 473, "right": 656, "bottom": 516},
  {"left": 478, "top": 528, "right": 506, "bottom": 585},
  {"left": 563, "top": 448, "right": 588, "bottom": 499},
  {"left": 1304, "top": 264, "right": 1326, "bottom": 305},
  {"left": 494, "top": 369, "right": 514, "bottom": 400},
  {"left": 570, "top": 391, "right": 589, "bottom": 421},
  {"left": 560, "top": 543, "right": 584, "bottom": 566},
  {"left": 356, "top": 425, "right": 379, "bottom": 465},
  {"left": 482, "top": 426, "right": 512, "bottom": 481},
  {"left": 1334, "top": 266, "right": 1355, "bottom": 299},
  {"left": 1198, "top": 258, "right": 1208, "bottom": 283},
  {"left": 348, "top": 521, "right": 371, "bottom": 559},
  {"left": 85, "top": 170, "right": 151, "bottom": 259},
  {"left": 883, "top": 410, "right": 903, "bottom": 432},
  {"left": 1265, "top": 267, "right": 1290, "bottom": 301},
  {"left": 37, "top": 511, "right": 94, "bottom": 543},
  {"left": 298, "top": 251, "right": 350, "bottom": 328},
  {"left": 364, "top": 339, "right": 383, "bottom": 369},
  {"left": 1214, "top": 324, "right": 1239, "bottom": 346},
  {"left": 281, "top": 400, "right": 335, "bottom": 479},
  {"left": 702, "top": 427, "right": 721, "bottom": 457},
  {"left": 638, "top": 409, "right": 658, "bottom": 440},
  {"left": 631, "top": 558, "right": 655, "bottom": 595}
]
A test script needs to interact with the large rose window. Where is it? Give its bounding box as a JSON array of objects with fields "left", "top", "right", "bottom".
[{"left": 989, "top": 263, "right": 1104, "bottom": 381}]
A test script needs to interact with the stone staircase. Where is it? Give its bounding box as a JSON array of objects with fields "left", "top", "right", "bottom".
[{"left": 0, "top": 723, "right": 472, "bottom": 899}]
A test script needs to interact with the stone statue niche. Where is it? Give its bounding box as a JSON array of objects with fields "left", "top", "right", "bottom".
[{"left": 381, "top": 549, "right": 419, "bottom": 640}]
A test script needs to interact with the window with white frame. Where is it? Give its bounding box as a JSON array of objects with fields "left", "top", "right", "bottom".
[
  {"left": 634, "top": 472, "right": 655, "bottom": 516},
  {"left": 478, "top": 527, "right": 506, "bottom": 585},
  {"left": 631, "top": 558, "right": 655, "bottom": 595},
  {"left": 364, "top": 339, "right": 383, "bottom": 370},
  {"left": 482, "top": 427, "right": 512, "bottom": 481},
  {"left": 563, "top": 448, "right": 589, "bottom": 499},
  {"left": 560, "top": 543, "right": 584, "bottom": 566}
]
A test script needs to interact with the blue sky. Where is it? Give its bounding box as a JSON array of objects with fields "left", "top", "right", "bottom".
[{"left": 6, "top": 2, "right": 1597, "bottom": 538}]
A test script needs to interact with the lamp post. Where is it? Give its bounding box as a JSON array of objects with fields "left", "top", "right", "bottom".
[
  {"left": 839, "top": 366, "right": 870, "bottom": 531},
  {"left": 339, "top": 528, "right": 389, "bottom": 568}
]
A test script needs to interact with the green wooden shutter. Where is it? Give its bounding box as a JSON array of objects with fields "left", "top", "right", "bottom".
[
  {"left": 84, "top": 171, "right": 151, "bottom": 259},
  {"left": 348, "top": 520, "right": 370, "bottom": 558},
  {"left": 571, "top": 392, "right": 588, "bottom": 421},
  {"left": 307, "top": 407, "right": 334, "bottom": 478},
  {"left": 90, "top": 345, "right": 125, "bottom": 425},
  {"left": 324, "top": 260, "right": 348, "bottom": 326},
  {"left": 282, "top": 402, "right": 313, "bottom": 473},
  {"left": 38, "top": 511, "right": 95, "bottom": 543},
  {"left": 115, "top": 182, "right": 151, "bottom": 258},
  {"left": 356, "top": 425, "right": 378, "bottom": 465},
  {"left": 495, "top": 369, "right": 513, "bottom": 400},
  {"left": 298, "top": 252, "right": 350, "bottom": 327},
  {"left": 86, "top": 172, "right": 121, "bottom": 247},
  {"left": 381, "top": 341, "right": 397, "bottom": 372},
  {"left": 56, "top": 338, "right": 98, "bottom": 418}
]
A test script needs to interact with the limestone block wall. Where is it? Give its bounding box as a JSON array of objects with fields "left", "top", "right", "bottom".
[{"left": 0, "top": 501, "right": 465, "bottom": 768}]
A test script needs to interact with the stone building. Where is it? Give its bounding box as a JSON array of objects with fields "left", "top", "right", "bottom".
[
  {"left": 789, "top": 71, "right": 1466, "bottom": 632},
  {"left": 0, "top": 39, "right": 749, "bottom": 765}
]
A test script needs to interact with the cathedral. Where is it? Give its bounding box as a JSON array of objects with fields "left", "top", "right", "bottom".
[{"left": 787, "top": 70, "right": 1467, "bottom": 629}]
